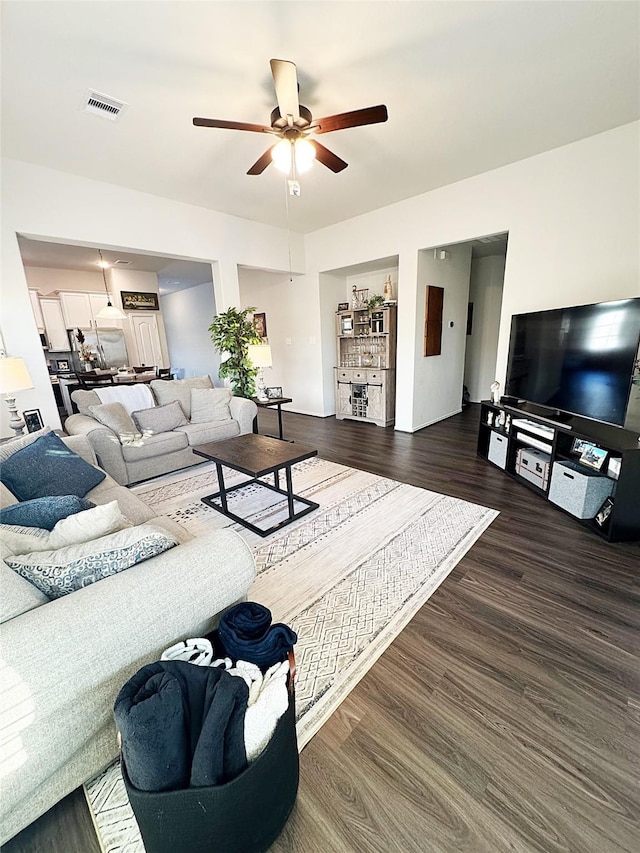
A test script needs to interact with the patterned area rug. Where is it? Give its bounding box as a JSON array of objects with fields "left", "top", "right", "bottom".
[{"left": 85, "top": 458, "right": 498, "bottom": 853}]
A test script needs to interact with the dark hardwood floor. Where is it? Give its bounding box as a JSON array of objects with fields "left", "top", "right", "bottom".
[{"left": 5, "top": 405, "right": 639, "bottom": 853}]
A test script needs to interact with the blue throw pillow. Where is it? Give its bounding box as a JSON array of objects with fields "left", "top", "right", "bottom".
[
  {"left": 0, "top": 496, "right": 96, "bottom": 530},
  {"left": 0, "top": 432, "right": 106, "bottom": 501}
]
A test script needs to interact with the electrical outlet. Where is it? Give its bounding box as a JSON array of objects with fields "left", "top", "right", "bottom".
[{"left": 285, "top": 337, "right": 292, "bottom": 346}]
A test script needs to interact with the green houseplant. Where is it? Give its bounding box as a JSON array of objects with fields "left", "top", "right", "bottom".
[{"left": 209, "top": 306, "right": 262, "bottom": 398}]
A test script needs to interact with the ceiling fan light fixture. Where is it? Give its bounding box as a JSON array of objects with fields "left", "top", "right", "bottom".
[
  {"left": 294, "top": 138, "right": 316, "bottom": 173},
  {"left": 272, "top": 139, "right": 293, "bottom": 173}
]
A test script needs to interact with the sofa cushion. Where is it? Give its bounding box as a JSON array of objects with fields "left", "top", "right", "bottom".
[
  {"left": 174, "top": 420, "right": 240, "bottom": 446},
  {"left": 0, "top": 502, "right": 130, "bottom": 555},
  {"left": 150, "top": 376, "right": 213, "bottom": 419},
  {"left": 121, "top": 430, "right": 189, "bottom": 462},
  {"left": 5, "top": 524, "right": 178, "bottom": 599},
  {"left": 0, "top": 496, "right": 95, "bottom": 530},
  {"left": 0, "top": 561, "right": 49, "bottom": 621},
  {"left": 190, "top": 388, "right": 233, "bottom": 424},
  {"left": 88, "top": 403, "right": 142, "bottom": 443},
  {"left": 132, "top": 401, "right": 188, "bottom": 434},
  {"left": 0, "top": 432, "right": 106, "bottom": 501},
  {"left": 85, "top": 480, "right": 156, "bottom": 524}
]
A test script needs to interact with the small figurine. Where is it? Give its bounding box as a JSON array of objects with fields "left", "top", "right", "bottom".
[
  {"left": 490, "top": 380, "right": 501, "bottom": 405},
  {"left": 383, "top": 275, "right": 394, "bottom": 301},
  {"left": 505, "top": 414, "right": 511, "bottom": 433},
  {"left": 487, "top": 412, "right": 494, "bottom": 426}
]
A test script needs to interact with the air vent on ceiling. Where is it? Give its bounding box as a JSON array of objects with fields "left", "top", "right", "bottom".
[
  {"left": 113, "top": 259, "right": 132, "bottom": 266},
  {"left": 82, "top": 90, "right": 128, "bottom": 121}
]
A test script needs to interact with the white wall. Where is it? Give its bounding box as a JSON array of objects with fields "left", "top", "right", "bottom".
[
  {"left": 306, "top": 121, "right": 640, "bottom": 431},
  {"left": 0, "top": 158, "right": 304, "bottom": 434},
  {"left": 160, "top": 282, "right": 220, "bottom": 381},
  {"left": 464, "top": 254, "right": 506, "bottom": 402},
  {"left": 238, "top": 268, "right": 323, "bottom": 415},
  {"left": 413, "top": 245, "right": 472, "bottom": 429}
]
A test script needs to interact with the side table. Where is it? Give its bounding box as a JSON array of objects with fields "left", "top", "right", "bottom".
[{"left": 252, "top": 396, "right": 293, "bottom": 441}]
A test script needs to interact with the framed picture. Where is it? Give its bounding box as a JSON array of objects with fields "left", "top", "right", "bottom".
[
  {"left": 337, "top": 302, "right": 349, "bottom": 311},
  {"left": 571, "top": 437, "right": 592, "bottom": 456},
  {"left": 579, "top": 443, "right": 608, "bottom": 471},
  {"left": 55, "top": 359, "right": 70, "bottom": 371},
  {"left": 266, "top": 386, "right": 283, "bottom": 399},
  {"left": 594, "top": 496, "right": 614, "bottom": 529},
  {"left": 253, "top": 312, "right": 267, "bottom": 339},
  {"left": 23, "top": 409, "right": 44, "bottom": 433},
  {"left": 121, "top": 291, "right": 159, "bottom": 311}
]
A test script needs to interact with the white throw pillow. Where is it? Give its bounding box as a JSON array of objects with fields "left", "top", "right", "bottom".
[
  {"left": 0, "top": 501, "right": 130, "bottom": 555},
  {"left": 190, "top": 388, "right": 233, "bottom": 424}
]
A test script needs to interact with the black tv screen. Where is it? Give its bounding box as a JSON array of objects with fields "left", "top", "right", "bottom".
[{"left": 506, "top": 298, "right": 640, "bottom": 427}]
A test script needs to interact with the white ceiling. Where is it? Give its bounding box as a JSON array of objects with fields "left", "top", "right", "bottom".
[{"left": 2, "top": 2, "right": 638, "bottom": 234}]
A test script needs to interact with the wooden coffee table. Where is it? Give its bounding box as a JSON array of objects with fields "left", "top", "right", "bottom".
[{"left": 192, "top": 433, "right": 319, "bottom": 537}]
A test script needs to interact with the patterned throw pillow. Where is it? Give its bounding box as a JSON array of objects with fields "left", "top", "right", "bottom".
[
  {"left": 5, "top": 524, "right": 178, "bottom": 599},
  {"left": 189, "top": 388, "right": 233, "bottom": 424},
  {"left": 0, "top": 432, "right": 106, "bottom": 501},
  {"left": 132, "top": 401, "right": 188, "bottom": 434},
  {"left": 0, "top": 495, "right": 95, "bottom": 530}
]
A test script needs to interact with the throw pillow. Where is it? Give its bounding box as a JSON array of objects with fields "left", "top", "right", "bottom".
[
  {"left": 88, "top": 403, "right": 142, "bottom": 443},
  {"left": 0, "top": 495, "right": 95, "bottom": 530},
  {"left": 0, "top": 501, "right": 129, "bottom": 554},
  {"left": 0, "top": 426, "right": 51, "bottom": 465},
  {"left": 5, "top": 524, "right": 178, "bottom": 599},
  {"left": 0, "top": 432, "right": 106, "bottom": 501},
  {"left": 150, "top": 376, "right": 213, "bottom": 419},
  {"left": 132, "top": 401, "right": 188, "bottom": 434},
  {"left": 190, "top": 388, "right": 233, "bottom": 424}
]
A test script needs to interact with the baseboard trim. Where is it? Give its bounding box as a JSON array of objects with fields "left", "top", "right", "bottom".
[{"left": 410, "top": 408, "right": 463, "bottom": 433}]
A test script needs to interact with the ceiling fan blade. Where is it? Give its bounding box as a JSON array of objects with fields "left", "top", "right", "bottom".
[
  {"left": 193, "top": 117, "right": 272, "bottom": 133},
  {"left": 270, "top": 58, "right": 300, "bottom": 123},
  {"left": 310, "top": 140, "right": 348, "bottom": 173},
  {"left": 312, "top": 105, "right": 388, "bottom": 134},
  {"left": 247, "top": 146, "right": 276, "bottom": 176}
]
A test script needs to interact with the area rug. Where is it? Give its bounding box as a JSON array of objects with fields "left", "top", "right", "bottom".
[{"left": 85, "top": 457, "right": 498, "bottom": 853}]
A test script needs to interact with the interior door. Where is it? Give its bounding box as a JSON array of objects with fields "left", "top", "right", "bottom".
[{"left": 130, "top": 313, "right": 163, "bottom": 368}]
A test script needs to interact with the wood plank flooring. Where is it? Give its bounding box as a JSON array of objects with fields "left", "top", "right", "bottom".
[{"left": 4, "top": 405, "right": 639, "bottom": 853}]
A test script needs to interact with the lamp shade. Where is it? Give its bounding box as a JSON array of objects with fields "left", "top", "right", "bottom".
[
  {"left": 0, "top": 358, "right": 34, "bottom": 394},
  {"left": 247, "top": 344, "right": 272, "bottom": 368},
  {"left": 95, "top": 302, "right": 126, "bottom": 320}
]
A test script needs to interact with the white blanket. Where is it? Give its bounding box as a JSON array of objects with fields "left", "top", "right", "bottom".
[{"left": 95, "top": 384, "right": 155, "bottom": 414}]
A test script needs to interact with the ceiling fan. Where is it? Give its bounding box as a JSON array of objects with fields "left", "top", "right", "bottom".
[{"left": 193, "top": 59, "right": 388, "bottom": 176}]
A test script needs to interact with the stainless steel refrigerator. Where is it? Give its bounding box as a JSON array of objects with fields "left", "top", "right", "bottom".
[{"left": 69, "top": 328, "right": 128, "bottom": 372}]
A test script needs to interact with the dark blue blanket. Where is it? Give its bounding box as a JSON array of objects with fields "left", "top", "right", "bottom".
[
  {"left": 114, "top": 660, "right": 248, "bottom": 792},
  {"left": 217, "top": 602, "right": 297, "bottom": 668}
]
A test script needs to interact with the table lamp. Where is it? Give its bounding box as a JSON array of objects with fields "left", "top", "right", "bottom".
[
  {"left": 248, "top": 344, "right": 272, "bottom": 402},
  {"left": 0, "top": 357, "right": 35, "bottom": 436}
]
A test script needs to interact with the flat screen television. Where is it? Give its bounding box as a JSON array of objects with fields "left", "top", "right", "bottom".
[{"left": 506, "top": 298, "right": 640, "bottom": 427}]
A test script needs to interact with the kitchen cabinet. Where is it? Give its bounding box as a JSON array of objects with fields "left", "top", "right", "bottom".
[
  {"left": 29, "top": 290, "right": 45, "bottom": 331},
  {"left": 59, "top": 291, "right": 124, "bottom": 330},
  {"left": 40, "top": 299, "right": 69, "bottom": 351}
]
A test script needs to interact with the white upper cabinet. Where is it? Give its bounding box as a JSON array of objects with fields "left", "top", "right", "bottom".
[
  {"left": 59, "top": 291, "right": 124, "bottom": 330},
  {"left": 40, "top": 299, "right": 69, "bottom": 351},
  {"left": 29, "top": 290, "right": 45, "bottom": 331}
]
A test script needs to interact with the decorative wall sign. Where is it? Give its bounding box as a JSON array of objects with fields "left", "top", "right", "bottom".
[
  {"left": 121, "top": 291, "right": 159, "bottom": 311},
  {"left": 253, "top": 313, "right": 267, "bottom": 339}
]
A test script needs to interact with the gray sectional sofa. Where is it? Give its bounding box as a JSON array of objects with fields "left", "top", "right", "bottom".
[
  {"left": 0, "top": 430, "right": 256, "bottom": 845},
  {"left": 63, "top": 376, "right": 257, "bottom": 485}
]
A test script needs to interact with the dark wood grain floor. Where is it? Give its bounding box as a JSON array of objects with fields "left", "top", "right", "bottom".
[{"left": 5, "top": 405, "right": 639, "bottom": 853}]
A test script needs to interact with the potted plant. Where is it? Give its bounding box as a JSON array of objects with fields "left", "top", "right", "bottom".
[
  {"left": 209, "top": 307, "right": 262, "bottom": 398},
  {"left": 368, "top": 294, "right": 384, "bottom": 311}
]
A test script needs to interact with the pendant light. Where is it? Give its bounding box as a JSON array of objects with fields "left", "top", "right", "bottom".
[{"left": 95, "top": 249, "right": 126, "bottom": 320}]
